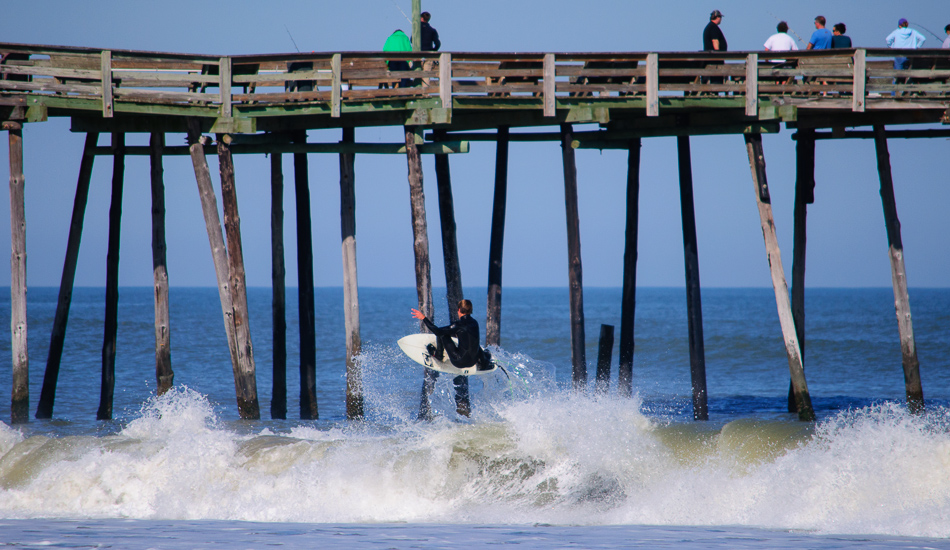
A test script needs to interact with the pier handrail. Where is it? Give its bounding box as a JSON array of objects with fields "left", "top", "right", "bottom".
[{"left": 2, "top": 43, "right": 949, "bottom": 126}]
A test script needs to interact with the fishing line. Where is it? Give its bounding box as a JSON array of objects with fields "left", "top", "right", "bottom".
[
  {"left": 284, "top": 24, "right": 301, "bottom": 52},
  {"left": 909, "top": 21, "right": 943, "bottom": 42}
]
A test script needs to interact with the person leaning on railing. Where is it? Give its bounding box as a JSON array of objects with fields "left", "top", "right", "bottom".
[{"left": 886, "top": 18, "right": 925, "bottom": 70}]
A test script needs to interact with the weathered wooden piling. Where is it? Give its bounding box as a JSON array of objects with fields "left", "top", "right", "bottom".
[
  {"left": 433, "top": 129, "right": 471, "bottom": 417},
  {"left": 485, "top": 126, "right": 509, "bottom": 347},
  {"left": 293, "top": 131, "right": 318, "bottom": 420},
  {"left": 405, "top": 126, "right": 437, "bottom": 420},
  {"left": 150, "top": 132, "right": 173, "bottom": 395},
  {"left": 595, "top": 324, "right": 614, "bottom": 394},
  {"left": 340, "top": 127, "right": 363, "bottom": 419},
  {"left": 217, "top": 134, "right": 260, "bottom": 420},
  {"left": 676, "top": 136, "right": 708, "bottom": 421},
  {"left": 560, "top": 124, "right": 587, "bottom": 390},
  {"left": 872, "top": 124, "right": 924, "bottom": 414},
  {"left": 97, "top": 132, "right": 124, "bottom": 421},
  {"left": 618, "top": 139, "right": 641, "bottom": 398},
  {"left": 270, "top": 150, "right": 287, "bottom": 420},
  {"left": 36, "top": 133, "right": 98, "bottom": 419},
  {"left": 7, "top": 121, "right": 27, "bottom": 424},
  {"left": 744, "top": 133, "right": 815, "bottom": 422},
  {"left": 789, "top": 129, "right": 815, "bottom": 412}
]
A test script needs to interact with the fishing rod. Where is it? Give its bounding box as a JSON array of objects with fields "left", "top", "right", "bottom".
[
  {"left": 388, "top": 0, "right": 412, "bottom": 25},
  {"left": 909, "top": 21, "right": 943, "bottom": 42},
  {"left": 768, "top": 12, "right": 806, "bottom": 45},
  {"left": 284, "top": 24, "right": 301, "bottom": 53}
]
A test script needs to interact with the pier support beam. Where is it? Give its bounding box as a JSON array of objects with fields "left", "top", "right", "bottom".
[
  {"left": 595, "top": 324, "right": 615, "bottom": 394},
  {"left": 37, "top": 133, "right": 98, "bottom": 419},
  {"left": 7, "top": 122, "right": 28, "bottom": 424},
  {"left": 340, "top": 127, "right": 364, "bottom": 419},
  {"left": 406, "top": 126, "right": 437, "bottom": 420},
  {"left": 619, "top": 139, "right": 641, "bottom": 397},
  {"left": 873, "top": 124, "right": 924, "bottom": 414},
  {"left": 270, "top": 150, "right": 287, "bottom": 419},
  {"left": 560, "top": 124, "right": 587, "bottom": 390},
  {"left": 217, "top": 134, "right": 260, "bottom": 420},
  {"left": 486, "top": 126, "right": 509, "bottom": 347},
  {"left": 789, "top": 129, "right": 815, "bottom": 412},
  {"left": 187, "top": 119, "right": 256, "bottom": 419},
  {"left": 433, "top": 129, "right": 470, "bottom": 417},
  {"left": 744, "top": 133, "right": 815, "bottom": 422},
  {"left": 150, "top": 132, "right": 173, "bottom": 395},
  {"left": 676, "top": 136, "right": 708, "bottom": 421},
  {"left": 293, "top": 131, "right": 318, "bottom": 420},
  {"left": 98, "top": 132, "right": 124, "bottom": 421}
]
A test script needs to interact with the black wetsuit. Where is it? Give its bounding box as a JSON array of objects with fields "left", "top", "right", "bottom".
[{"left": 421, "top": 314, "right": 479, "bottom": 368}]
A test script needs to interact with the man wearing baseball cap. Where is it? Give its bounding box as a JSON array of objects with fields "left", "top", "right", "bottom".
[
  {"left": 886, "top": 18, "right": 926, "bottom": 70},
  {"left": 703, "top": 10, "right": 727, "bottom": 51}
]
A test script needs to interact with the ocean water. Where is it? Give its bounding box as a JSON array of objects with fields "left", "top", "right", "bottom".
[{"left": 1, "top": 286, "right": 949, "bottom": 549}]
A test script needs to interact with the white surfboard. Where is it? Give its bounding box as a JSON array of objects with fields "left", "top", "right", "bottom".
[{"left": 397, "top": 333, "right": 497, "bottom": 376}]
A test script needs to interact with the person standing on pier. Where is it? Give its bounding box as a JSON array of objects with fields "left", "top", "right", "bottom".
[
  {"left": 831, "top": 23, "right": 852, "bottom": 48},
  {"left": 807, "top": 16, "right": 833, "bottom": 49},
  {"left": 703, "top": 10, "right": 727, "bottom": 51},
  {"left": 764, "top": 21, "right": 799, "bottom": 51},
  {"left": 384, "top": 29, "right": 413, "bottom": 87},
  {"left": 886, "top": 19, "right": 925, "bottom": 70},
  {"left": 943, "top": 24, "right": 950, "bottom": 49},
  {"left": 419, "top": 11, "right": 441, "bottom": 86}
]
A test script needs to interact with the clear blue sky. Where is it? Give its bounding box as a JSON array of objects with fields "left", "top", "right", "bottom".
[{"left": 1, "top": 0, "right": 948, "bottom": 289}]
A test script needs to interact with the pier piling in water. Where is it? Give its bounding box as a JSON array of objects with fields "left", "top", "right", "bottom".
[
  {"left": 676, "top": 136, "right": 708, "bottom": 421},
  {"left": 618, "top": 139, "right": 641, "bottom": 398},
  {"left": 270, "top": 149, "right": 287, "bottom": 420},
  {"left": 98, "top": 132, "right": 124, "bottom": 421},
  {"left": 560, "top": 124, "right": 587, "bottom": 390},
  {"left": 150, "top": 132, "right": 173, "bottom": 396},
  {"left": 340, "top": 127, "right": 363, "bottom": 419},
  {"left": 790, "top": 129, "right": 815, "bottom": 412},
  {"left": 595, "top": 324, "right": 614, "bottom": 394},
  {"left": 486, "top": 126, "right": 509, "bottom": 348},
  {"left": 873, "top": 124, "right": 924, "bottom": 414},
  {"left": 293, "top": 130, "right": 318, "bottom": 421},
  {"left": 7, "top": 121, "right": 27, "bottom": 424}
]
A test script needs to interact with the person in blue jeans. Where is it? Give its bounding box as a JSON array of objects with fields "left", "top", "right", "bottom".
[{"left": 886, "top": 18, "right": 926, "bottom": 70}]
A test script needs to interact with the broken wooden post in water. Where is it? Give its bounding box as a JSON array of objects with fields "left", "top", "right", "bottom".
[
  {"left": 98, "top": 132, "right": 124, "bottom": 421},
  {"left": 270, "top": 149, "right": 287, "bottom": 420},
  {"left": 433, "top": 129, "right": 471, "bottom": 417},
  {"left": 340, "top": 127, "right": 363, "bottom": 419},
  {"left": 486, "top": 126, "right": 509, "bottom": 347},
  {"left": 406, "top": 125, "right": 437, "bottom": 420},
  {"left": 744, "top": 132, "right": 815, "bottom": 422},
  {"left": 560, "top": 124, "right": 587, "bottom": 390},
  {"left": 217, "top": 134, "right": 260, "bottom": 420},
  {"left": 872, "top": 124, "right": 924, "bottom": 414},
  {"left": 676, "top": 136, "right": 708, "bottom": 421},
  {"left": 150, "top": 132, "right": 173, "bottom": 396},
  {"left": 37, "top": 132, "right": 98, "bottom": 420},
  {"left": 293, "top": 130, "right": 318, "bottom": 420},
  {"left": 790, "top": 129, "right": 815, "bottom": 412},
  {"left": 595, "top": 324, "right": 614, "bottom": 394},
  {"left": 7, "top": 121, "right": 27, "bottom": 424},
  {"left": 618, "top": 139, "right": 641, "bottom": 398}
]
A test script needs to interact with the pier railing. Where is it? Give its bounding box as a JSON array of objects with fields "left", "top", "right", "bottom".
[{"left": 2, "top": 44, "right": 949, "bottom": 124}]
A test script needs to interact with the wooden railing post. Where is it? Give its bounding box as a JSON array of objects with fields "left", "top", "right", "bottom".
[
  {"left": 853, "top": 49, "right": 866, "bottom": 113},
  {"left": 219, "top": 57, "right": 232, "bottom": 118},
  {"left": 439, "top": 52, "right": 452, "bottom": 109},
  {"left": 543, "top": 53, "right": 556, "bottom": 117},
  {"left": 646, "top": 53, "right": 659, "bottom": 117},
  {"left": 331, "top": 53, "right": 342, "bottom": 118},
  {"left": 745, "top": 53, "right": 758, "bottom": 117},
  {"left": 100, "top": 50, "right": 113, "bottom": 118}
]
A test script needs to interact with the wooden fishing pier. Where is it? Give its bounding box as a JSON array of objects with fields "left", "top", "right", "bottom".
[{"left": 3, "top": 37, "right": 948, "bottom": 423}]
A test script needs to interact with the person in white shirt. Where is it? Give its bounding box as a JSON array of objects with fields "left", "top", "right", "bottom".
[
  {"left": 764, "top": 21, "right": 799, "bottom": 51},
  {"left": 943, "top": 24, "right": 950, "bottom": 49}
]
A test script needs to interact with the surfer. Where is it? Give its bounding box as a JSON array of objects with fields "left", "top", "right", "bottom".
[{"left": 410, "top": 299, "right": 493, "bottom": 370}]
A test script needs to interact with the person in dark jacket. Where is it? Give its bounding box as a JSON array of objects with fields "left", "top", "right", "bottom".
[
  {"left": 831, "top": 23, "right": 852, "bottom": 48},
  {"left": 703, "top": 10, "right": 727, "bottom": 51},
  {"left": 411, "top": 299, "right": 491, "bottom": 370},
  {"left": 420, "top": 11, "right": 441, "bottom": 52}
]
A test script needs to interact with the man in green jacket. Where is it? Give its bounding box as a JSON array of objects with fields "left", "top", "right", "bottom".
[{"left": 383, "top": 29, "right": 412, "bottom": 87}]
